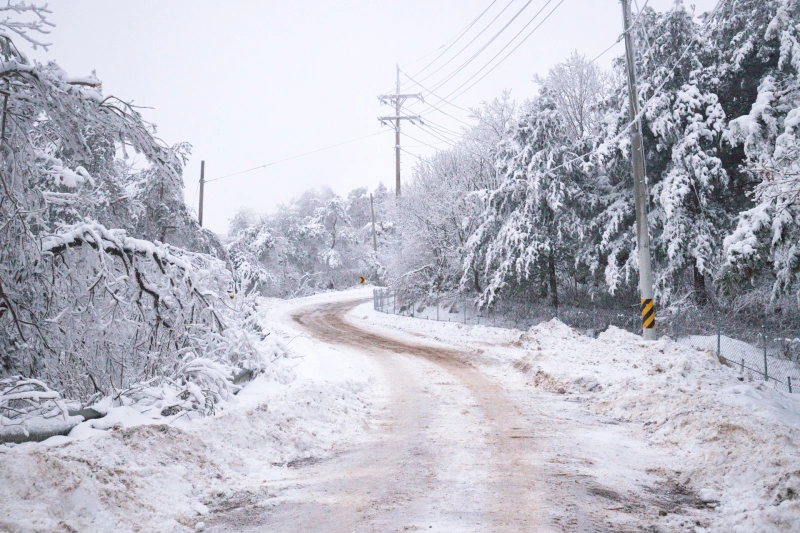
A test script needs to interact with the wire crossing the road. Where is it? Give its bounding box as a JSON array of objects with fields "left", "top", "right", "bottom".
[{"left": 204, "top": 130, "right": 391, "bottom": 184}]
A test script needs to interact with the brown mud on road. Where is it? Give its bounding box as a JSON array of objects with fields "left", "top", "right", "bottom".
[{"left": 207, "top": 298, "right": 699, "bottom": 532}]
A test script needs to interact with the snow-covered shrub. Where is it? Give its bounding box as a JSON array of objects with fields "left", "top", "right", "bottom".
[{"left": 0, "top": 4, "right": 286, "bottom": 414}]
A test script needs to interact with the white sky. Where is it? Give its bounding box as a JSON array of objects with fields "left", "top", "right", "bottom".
[{"left": 31, "top": 0, "right": 717, "bottom": 234}]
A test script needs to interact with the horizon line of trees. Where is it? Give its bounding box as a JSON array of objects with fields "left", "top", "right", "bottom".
[{"left": 229, "top": 0, "right": 800, "bottom": 321}]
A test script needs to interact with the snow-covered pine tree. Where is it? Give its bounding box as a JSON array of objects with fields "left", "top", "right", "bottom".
[
  {"left": 464, "top": 90, "right": 596, "bottom": 307},
  {"left": 717, "top": 0, "right": 800, "bottom": 300},
  {"left": 632, "top": 5, "right": 729, "bottom": 304}
]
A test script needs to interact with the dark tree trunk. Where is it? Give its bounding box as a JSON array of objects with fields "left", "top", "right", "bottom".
[
  {"left": 693, "top": 264, "right": 707, "bottom": 306},
  {"left": 548, "top": 250, "right": 558, "bottom": 308},
  {"left": 473, "top": 266, "right": 482, "bottom": 294}
]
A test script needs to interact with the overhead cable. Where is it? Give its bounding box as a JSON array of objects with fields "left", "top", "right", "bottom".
[
  {"left": 205, "top": 130, "right": 391, "bottom": 183},
  {"left": 427, "top": 0, "right": 536, "bottom": 94},
  {"left": 414, "top": 0, "right": 518, "bottom": 87},
  {"left": 411, "top": 0, "right": 500, "bottom": 81},
  {"left": 542, "top": 0, "right": 722, "bottom": 176},
  {"left": 424, "top": 0, "right": 565, "bottom": 115}
]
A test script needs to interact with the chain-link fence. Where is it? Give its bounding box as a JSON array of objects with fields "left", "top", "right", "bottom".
[{"left": 372, "top": 288, "right": 800, "bottom": 394}]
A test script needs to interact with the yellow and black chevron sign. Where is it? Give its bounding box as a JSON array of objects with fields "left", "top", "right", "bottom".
[{"left": 641, "top": 298, "right": 655, "bottom": 329}]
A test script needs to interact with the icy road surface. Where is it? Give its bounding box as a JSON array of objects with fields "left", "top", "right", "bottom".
[{"left": 207, "top": 296, "right": 691, "bottom": 532}]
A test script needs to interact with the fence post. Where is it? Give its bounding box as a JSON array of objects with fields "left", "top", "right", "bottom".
[
  {"left": 741, "top": 358, "right": 745, "bottom": 374},
  {"left": 592, "top": 305, "right": 596, "bottom": 337},
  {"left": 788, "top": 376, "right": 793, "bottom": 394},
  {"left": 763, "top": 323, "right": 769, "bottom": 381},
  {"left": 436, "top": 295, "right": 440, "bottom": 322},
  {"left": 717, "top": 327, "right": 721, "bottom": 359},
  {"left": 463, "top": 299, "right": 467, "bottom": 325},
  {"left": 675, "top": 308, "right": 680, "bottom": 341}
]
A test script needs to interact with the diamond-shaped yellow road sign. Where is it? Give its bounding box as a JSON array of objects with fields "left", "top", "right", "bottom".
[{"left": 358, "top": 276, "right": 366, "bottom": 284}]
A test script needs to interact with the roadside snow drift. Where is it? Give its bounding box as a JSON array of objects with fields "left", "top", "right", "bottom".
[
  {"left": 351, "top": 305, "right": 800, "bottom": 532},
  {"left": 0, "top": 290, "right": 380, "bottom": 533}
]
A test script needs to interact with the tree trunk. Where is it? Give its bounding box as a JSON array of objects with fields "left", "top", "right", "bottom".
[
  {"left": 548, "top": 250, "right": 558, "bottom": 308},
  {"left": 693, "top": 264, "right": 707, "bottom": 306},
  {"left": 473, "top": 266, "right": 482, "bottom": 294}
]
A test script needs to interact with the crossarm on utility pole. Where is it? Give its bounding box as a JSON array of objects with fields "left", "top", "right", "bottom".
[{"left": 376, "top": 64, "right": 424, "bottom": 196}]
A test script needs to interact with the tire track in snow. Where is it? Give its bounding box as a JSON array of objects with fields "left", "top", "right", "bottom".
[
  {"left": 289, "top": 299, "right": 567, "bottom": 531},
  {"left": 208, "top": 297, "right": 666, "bottom": 532}
]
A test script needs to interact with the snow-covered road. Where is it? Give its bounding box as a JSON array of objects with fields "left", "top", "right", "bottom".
[
  {"left": 4, "top": 288, "right": 799, "bottom": 532},
  {"left": 207, "top": 293, "right": 699, "bottom": 532}
]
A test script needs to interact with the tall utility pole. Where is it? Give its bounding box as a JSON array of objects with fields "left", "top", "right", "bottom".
[
  {"left": 370, "top": 193, "right": 378, "bottom": 253},
  {"left": 198, "top": 160, "right": 205, "bottom": 227},
  {"left": 621, "top": 0, "right": 656, "bottom": 340},
  {"left": 378, "top": 64, "right": 423, "bottom": 196}
]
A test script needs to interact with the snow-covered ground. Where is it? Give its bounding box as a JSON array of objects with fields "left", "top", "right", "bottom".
[
  {"left": 682, "top": 334, "right": 800, "bottom": 390},
  {"left": 3, "top": 287, "right": 800, "bottom": 532},
  {"left": 351, "top": 303, "right": 800, "bottom": 532},
  {"left": 0, "top": 288, "right": 384, "bottom": 533}
]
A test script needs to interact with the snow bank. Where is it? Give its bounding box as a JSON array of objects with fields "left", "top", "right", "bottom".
[
  {"left": 520, "top": 322, "right": 800, "bottom": 532},
  {"left": 0, "top": 289, "right": 380, "bottom": 533},
  {"left": 354, "top": 307, "right": 800, "bottom": 531}
]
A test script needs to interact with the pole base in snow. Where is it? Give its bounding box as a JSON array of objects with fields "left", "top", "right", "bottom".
[{"left": 642, "top": 328, "right": 657, "bottom": 341}]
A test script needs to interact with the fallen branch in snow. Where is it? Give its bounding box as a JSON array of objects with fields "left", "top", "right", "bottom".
[
  {"left": 387, "top": 264, "right": 435, "bottom": 288},
  {"left": 0, "top": 377, "right": 84, "bottom": 444}
]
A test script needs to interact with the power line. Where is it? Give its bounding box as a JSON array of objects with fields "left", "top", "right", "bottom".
[
  {"left": 404, "top": 142, "right": 451, "bottom": 148},
  {"left": 428, "top": 0, "right": 536, "bottom": 94},
  {"left": 588, "top": 36, "right": 624, "bottom": 66},
  {"left": 424, "top": 119, "right": 463, "bottom": 138},
  {"left": 420, "top": 125, "right": 461, "bottom": 147},
  {"left": 414, "top": 0, "right": 518, "bottom": 88},
  {"left": 407, "top": 95, "right": 473, "bottom": 126},
  {"left": 424, "top": 0, "right": 565, "bottom": 115},
  {"left": 409, "top": 0, "right": 500, "bottom": 82},
  {"left": 400, "top": 68, "right": 468, "bottom": 112},
  {"left": 587, "top": 0, "right": 650, "bottom": 67},
  {"left": 377, "top": 65, "right": 424, "bottom": 196},
  {"left": 404, "top": 129, "right": 456, "bottom": 149},
  {"left": 401, "top": 147, "right": 422, "bottom": 159},
  {"left": 205, "top": 130, "right": 391, "bottom": 184}
]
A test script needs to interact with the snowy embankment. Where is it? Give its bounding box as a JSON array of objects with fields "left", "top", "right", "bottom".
[
  {"left": 0, "top": 289, "right": 381, "bottom": 533},
  {"left": 349, "top": 304, "right": 800, "bottom": 532},
  {"left": 682, "top": 334, "right": 800, "bottom": 387}
]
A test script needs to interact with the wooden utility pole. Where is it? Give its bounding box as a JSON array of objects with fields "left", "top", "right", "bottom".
[
  {"left": 370, "top": 193, "right": 378, "bottom": 253},
  {"left": 198, "top": 160, "right": 205, "bottom": 227},
  {"left": 378, "top": 64, "right": 423, "bottom": 196},
  {"left": 621, "top": 0, "right": 656, "bottom": 340}
]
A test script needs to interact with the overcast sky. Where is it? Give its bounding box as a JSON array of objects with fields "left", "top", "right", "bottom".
[{"left": 31, "top": 0, "right": 717, "bottom": 234}]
